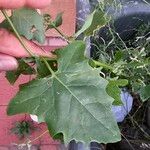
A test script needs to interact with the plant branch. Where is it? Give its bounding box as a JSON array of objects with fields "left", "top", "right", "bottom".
[
  {"left": 41, "top": 57, "right": 56, "bottom": 76},
  {"left": 27, "top": 130, "right": 48, "bottom": 144},
  {"left": 121, "top": 133, "right": 135, "bottom": 150},
  {"left": 50, "top": 23, "right": 70, "bottom": 44},
  {"left": 93, "top": 60, "right": 114, "bottom": 71}
]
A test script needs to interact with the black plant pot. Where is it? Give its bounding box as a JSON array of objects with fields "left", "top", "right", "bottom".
[
  {"left": 100, "top": 0, "right": 150, "bottom": 41},
  {"left": 67, "top": 141, "right": 105, "bottom": 150},
  {"left": 91, "top": 0, "right": 150, "bottom": 57},
  {"left": 106, "top": 139, "right": 150, "bottom": 150}
]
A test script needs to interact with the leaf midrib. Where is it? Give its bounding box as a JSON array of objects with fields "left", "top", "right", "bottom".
[{"left": 53, "top": 72, "right": 116, "bottom": 135}]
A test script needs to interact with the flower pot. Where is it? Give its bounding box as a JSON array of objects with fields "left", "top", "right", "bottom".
[
  {"left": 107, "top": 139, "right": 150, "bottom": 150},
  {"left": 108, "top": 0, "right": 150, "bottom": 41},
  {"left": 91, "top": 0, "right": 150, "bottom": 57}
]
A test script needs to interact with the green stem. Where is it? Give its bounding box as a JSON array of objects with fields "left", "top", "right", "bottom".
[
  {"left": 1, "top": 10, "right": 34, "bottom": 57},
  {"left": 41, "top": 57, "right": 55, "bottom": 76},
  {"left": 27, "top": 130, "right": 48, "bottom": 144},
  {"left": 93, "top": 60, "right": 113, "bottom": 71},
  {"left": 51, "top": 23, "right": 70, "bottom": 44}
]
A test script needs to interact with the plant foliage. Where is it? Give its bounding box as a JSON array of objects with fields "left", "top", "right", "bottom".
[
  {"left": 7, "top": 41, "right": 121, "bottom": 144},
  {"left": 1, "top": 2, "right": 149, "bottom": 145}
]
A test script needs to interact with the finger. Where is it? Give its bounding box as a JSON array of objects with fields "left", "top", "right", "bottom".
[
  {"left": 26, "top": 0, "right": 52, "bottom": 9},
  {"left": 0, "top": 0, "right": 25, "bottom": 9},
  {"left": 0, "top": 0, "right": 51, "bottom": 9},
  {"left": 37, "top": 37, "right": 68, "bottom": 52},
  {"left": 0, "top": 28, "right": 56, "bottom": 58},
  {"left": 0, "top": 53, "right": 18, "bottom": 71}
]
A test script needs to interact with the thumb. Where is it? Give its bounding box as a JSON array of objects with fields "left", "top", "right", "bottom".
[{"left": 0, "top": 53, "right": 18, "bottom": 71}]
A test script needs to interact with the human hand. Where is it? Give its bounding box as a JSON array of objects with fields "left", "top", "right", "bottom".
[
  {"left": 0, "top": 0, "right": 52, "bottom": 9},
  {"left": 0, "top": 1, "right": 67, "bottom": 71}
]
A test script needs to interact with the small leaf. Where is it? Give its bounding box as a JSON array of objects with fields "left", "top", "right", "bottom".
[
  {"left": 6, "top": 59, "right": 35, "bottom": 84},
  {"left": 8, "top": 41, "right": 121, "bottom": 144},
  {"left": 75, "top": 9, "right": 107, "bottom": 37},
  {"left": 140, "top": 85, "right": 150, "bottom": 102},
  {"left": 106, "top": 79, "right": 128, "bottom": 105},
  {"left": 53, "top": 12, "right": 63, "bottom": 27},
  {"left": 46, "top": 12, "right": 63, "bottom": 29},
  {"left": 0, "top": 7, "right": 45, "bottom": 43},
  {"left": 114, "top": 51, "right": 124, "bottom": 62}
]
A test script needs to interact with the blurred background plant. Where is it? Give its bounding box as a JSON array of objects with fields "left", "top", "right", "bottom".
[{"left": 10, "top": 120, "right": 36, "bottom": 139}]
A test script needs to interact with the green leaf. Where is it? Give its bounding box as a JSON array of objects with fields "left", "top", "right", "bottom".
[
  {"left": 75, "top": 9, "right": 107, "bottom": 37},
  {"left": 46, "top": 12, "right": 63, "bottom": 29},
  {"left": 114, "top": 51, "right": 124, "bottom": 62},
  {"left": 106, "top": 79, "right": 128, "bottom": 105},
  {"left": 53, "top": 12, "right": 63, "bottom": 27},
  {"left": 36, "top": 58, "right": 57, "bottom": 78},
  {"left": 91, "top": 60, "right": 113, "bottom": 71},
  {"left": 6, "top": 59, "right": 35, "bottom": 84},
  {"left": 0, "top": 7, "right": 45, "bottom": 43},
  {"left": 7, "top": 41, "right": 121, "bottom": 144},
  {"left": 140, "top": 85, "right": 150, "bottom": 102}
]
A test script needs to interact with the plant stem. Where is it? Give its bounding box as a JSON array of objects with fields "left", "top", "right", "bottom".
[
  {"left": 27, "top": 130, "right": 48, "bottom": 144},
  {"left": 41, "top": 57, "right": 55, "bottom": 76},
  {"left": 93, "top": 60, "right": 113, "bottom": 71},
  {"left": 121, "top": 133, "right": 135, "bottom": 150},
  {"left": 1, "top": 10, "right": 34, "bottom": 57},
  {"left": 51, "top": 23, "right": 70, "bottom": 44}
]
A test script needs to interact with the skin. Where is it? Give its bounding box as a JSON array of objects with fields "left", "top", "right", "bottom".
[
  {"left": 0, "top": 0, "right": 52, "bottom": 9},
  {"left": 0, "top": 0, "right": 67, "bottom": 71}
]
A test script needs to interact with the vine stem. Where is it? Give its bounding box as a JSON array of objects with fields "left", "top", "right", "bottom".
[
  {"left": 93, "top": 60, "right": 114, "bottom": 71},
  {"left": 1, "top": 10, "right": 55, "bottom": 76},
  {"left": 121, "top": 133, "right": 135, "bottom": 150},
  {"left": 42, "top": 57, "right": 55, "bottom": 76},
  {"left": 1, "top": 10, "right": 34, "bottom": 57},
  {"left": 1, "top": 10, "right": 55, "bottom": 144},
  {"left": 52, "top": 24, "right": 70, "bottom": 44},
  {"left": 27, "top": 130, "right": 49, "bottom": 145}
]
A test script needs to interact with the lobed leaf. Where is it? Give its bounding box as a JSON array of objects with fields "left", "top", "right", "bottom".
[
  {"left": 7, "top": 41, "right": 121, "bottom": 144},
  {"left": 75, "top": 9, "right": 107, "bottom": 37},
  {"left": 106, "top": 79, "right": 128, "bottom": 105}
]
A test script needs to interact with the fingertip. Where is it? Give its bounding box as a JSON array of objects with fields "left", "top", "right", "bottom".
[
  {"left": 0, "top": 54, "right": 18, "bottom": 71},
  {"left": 0, "top": 0, "right": 51, "bottom": 9},
  {"left": 26, "top": 0, "right": 52, "bottom": 8},
  {"left": 0, "top": 0, "right": 25, "bottom": 9}
]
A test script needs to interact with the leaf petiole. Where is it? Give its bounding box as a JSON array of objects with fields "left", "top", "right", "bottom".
[{"left": 41, "top": 57, "right": 56, "bottom": 77}]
